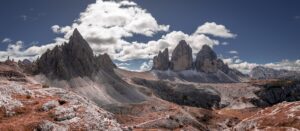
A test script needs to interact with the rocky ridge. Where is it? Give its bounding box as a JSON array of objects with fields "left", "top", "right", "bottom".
[
  {"left": 250, "top": 66, "right": 300, "bottom": 80},
  {"left": 33, "top": 29, "right": 146, "bottom": 106},
  {"left": 0, "top": 62, "right": 121, "bottom": 130},
  {"left": 1, "top": 29, "right": 300, "bottom": 130},
  {"left": 152, "top": 40, "right": 246, "bottom": 82},
  {"left": 131, "top": 77, "right": 221, "bottom": 109},
  {"left": 36, "top": 29, "right": 116, "bottom": 80}
]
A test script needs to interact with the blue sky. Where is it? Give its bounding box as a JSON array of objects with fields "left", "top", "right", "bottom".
[
  {"left": 135, "top": 0, "right": 300, "bottom": 63},
  {"left": 0, "top": 0, "right": 300, "bottom": 72}
]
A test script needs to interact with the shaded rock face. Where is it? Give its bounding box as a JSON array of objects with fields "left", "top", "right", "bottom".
[
  {"left": 151, "top": 41, "right": 246, "bottom": 83},
  {"left": 250, "top": 66, "right": 300, "bottom": 81},
  {"left": 170, "top": 40, "right": 193, "bottom": 71},
  {"left": 95, "top": 53, "right": 117, "bottom": 72},
  {"left": 152, "top": 48, "right": 169, "bottom": 70},
  {"left": 195, "top": 45, "right": 218, "bottom": 73},
  {"left": 36, "top": 29, "right": 115, "bottom": 80},
  {"left": 131, "top": 78, "right": 221, "bottom": 109},
  {"left": 216, "top": 59, "right": 230, "bottom": 74},
  {"left": 251, "top": 81, "right": 300, "bottom": 107}
]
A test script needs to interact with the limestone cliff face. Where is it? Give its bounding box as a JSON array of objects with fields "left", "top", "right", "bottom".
[
  {"left": 151, "top": 40, "right": 246, "bottom": 82},
  {"left": 194, "top": 45, "right": 218, "bottom": 73},
  {"left": 170, "top": 40, "right": 193, "bottom": 71},
  {"left": 152, "top": 48, "right": 169, "bottom": 70},
  {"left": 36, "top": 29, "right": 116, "bottom": 80},
  {"left": 95, "top": 53, "right": 116, "bottom": 72}
]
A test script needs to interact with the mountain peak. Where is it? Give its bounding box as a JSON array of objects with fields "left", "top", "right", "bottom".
[
  {"left": 201, "top": 44, "right": 213, "bottom": 52},
  {"left": 170, "top": 40, "right": 193, "bottom": 71},
  {"left": 73, "top": 28, "right": 80, "bottom": 34},
  {"left": 197, "top": 45, "right": 217, "bottom": 61},
  {"left": 68, "top": 28, "right": 89, "bottom": 46},
  {"left": 178, "top": 40, "right": 189, "bottom": 47},
  {"left": 66, "top": 29, "right": 94, "bottom": 64},
  {"left": 36, "top": 29, "right": 116, "bottom": 80},
  {"left": 70, "top": 28, "right": 83, "bottom": 40},
  {"left": 194, "top": 45, "right": 218, "bottom": 72},
  {"left": 152, "top": 48, "right": 169, "bottom": 70}
]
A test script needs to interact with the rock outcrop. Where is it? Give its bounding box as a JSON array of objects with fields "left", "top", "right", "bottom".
[
  {"left": 131, "top": 77, "right": 221, "bottom": 109},
  {"left": 95, "top": 53, "right": 117, "bottom": 72},
  {"left": 152, "top": 48, "right": 169, "bottom": 70},
  {"left": 250, "top": 66, "right": 300, "bottom": 80},
  {"left": 195, "top": 45, "right": 218, "bottom": 73},
  {"left": 250, "top": 66, "right": 283, "bottom": 79},
  {"left": 170, "top": 40, "right": 193, "bottom": 71},
  {"left": 18, "top": 59, "right": 37, "bottom": 75},
  {"left": 0, "top": 62, "right": 26, "bottom": 82},
  {"left": 0, "top": 77, "right": 122, "bottom": 130},
  {"left": 250, "top": 80, "right": 300, "bottom": 107},
  {"left": 234, "top": 101, "right": 300, "bottom": 130},
  {"left": 36, "top": 29, "right": 116, "bottom": 80},
  {"left": 34, "top": 29, "right": 146, "bottom": 106},
  {"left": 151, "top": 40, "right": 246, "bottom": 83}
]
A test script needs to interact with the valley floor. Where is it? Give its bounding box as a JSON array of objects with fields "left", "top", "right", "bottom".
[{"left": 1, "top": 65, "right": 300, "bottom": 131}]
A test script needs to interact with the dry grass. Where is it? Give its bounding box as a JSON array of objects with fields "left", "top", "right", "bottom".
[{"left": 0, "top": 93, "right": 59, "bottom": 131}]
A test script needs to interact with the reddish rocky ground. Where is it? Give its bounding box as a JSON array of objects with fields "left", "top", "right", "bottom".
[
  {"left": 0, "top": 62, "right": 121, "bottom": 131},
  {"left": 1, "top": 62, "right": 300, "bottom": 131}
]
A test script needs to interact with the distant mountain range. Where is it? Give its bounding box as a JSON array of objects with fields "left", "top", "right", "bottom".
[
  {"left": 250, "top": 66, "right": 300, "bottom": 81},
  {"left": 30, "top": 30, "right": 300, "bottom": 83},
  {"left": 1, "top": 29, "right": 300, "bottom": 130}
]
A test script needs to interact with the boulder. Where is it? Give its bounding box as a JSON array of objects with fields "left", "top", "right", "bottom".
[
  {"left": 170, "top": 40, "right": 193, "bottom": 71},
  {"left": 42, "top": 100, "right": 59, "bottom": 111},
  {"left": 54, "top": 106, "right": 76, "bottom": 121},
  {"left": 36, "top": 120, "right": 68, "bottom": 131},
  {"left": 152, "top": 48, "right": 169, "bottom": 70}
]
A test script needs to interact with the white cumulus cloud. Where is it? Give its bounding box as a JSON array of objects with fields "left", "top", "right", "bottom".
[
  {"left": 229, "top": 50, "right": 238, "bottom": 54},
  {"left": 195, "top": 22, "right": 237, "bottom": 38},
  {"left": 223, "top": 56, "right": 300, "bottom": 73},
  {"left": 2, "top": 38, "right": 12, "bottom": 43},
  {"left": 0, "top": 0, "right": 236, "bottom": 66},
  {"left": 139, "top": 60, "right": 153, "bottom": 72}
]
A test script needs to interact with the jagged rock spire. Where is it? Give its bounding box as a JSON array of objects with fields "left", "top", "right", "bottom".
[
  {"left": 170, "top": 40, "right": 193, "bottom": 71},
  {"left": 152, "top": 48, "right": 169, "bottom": 70},
  {"left": 194, "top": 45, "right": 218, "bottom": 73},
  {"left": 36, "top": 29, "right": 116, "bottom": 80}
]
